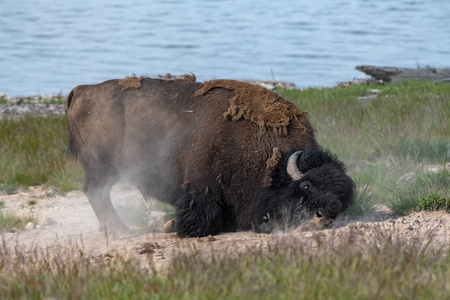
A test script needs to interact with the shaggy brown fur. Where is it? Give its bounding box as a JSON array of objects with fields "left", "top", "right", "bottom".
[{"left": 195, "top": 79, "right": 307, "bottom": 135}]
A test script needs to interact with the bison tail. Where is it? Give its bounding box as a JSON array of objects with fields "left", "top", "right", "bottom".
[
  {"left": 66, "top": 139, "right": 77, "bottom": 160},
  {"left": 67, "top": 88, "right": 75, "bottom": 110},
  {"left": 66, "top": 88, "right": 77, "bottom": 159}
]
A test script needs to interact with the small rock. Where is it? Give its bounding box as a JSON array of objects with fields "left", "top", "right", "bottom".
[
  {"left": 25, "top": 222, "right": 35, "bottom": 230},
  {"left": 163, "top": 218, "right": 177, "bottom": 233}
]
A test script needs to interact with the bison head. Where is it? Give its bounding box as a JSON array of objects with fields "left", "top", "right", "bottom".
[{"left": 253, "top": 148, "right": 355, "bottom": 232}]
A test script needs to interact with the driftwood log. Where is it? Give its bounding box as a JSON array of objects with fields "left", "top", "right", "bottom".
[{"left": 356, "top": 65, "right": 450, "bottom": 83}]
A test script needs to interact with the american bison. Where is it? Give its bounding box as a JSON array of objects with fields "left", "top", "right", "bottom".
[{"left": 66, "top": 75, "right": 354, "bottom": 237}]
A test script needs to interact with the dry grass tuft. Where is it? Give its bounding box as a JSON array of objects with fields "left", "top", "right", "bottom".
[{"left": 1, "top": 229, "right": 449, "bottom": 299}]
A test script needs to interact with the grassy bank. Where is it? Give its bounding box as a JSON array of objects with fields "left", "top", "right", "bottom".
[
  {"left": 280, "top": 81, "right": 449, "bottom": 214},
  {"left": 1, "top": 232, "right": 449, "bottom": 299},
  {"left": 1, "top": 81, "right": 449, "bottom": 209},
  {"left": 0, "top": 116, "right": 83, "bottom": 194}
]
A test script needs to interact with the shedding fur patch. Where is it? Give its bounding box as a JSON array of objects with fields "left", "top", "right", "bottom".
[
  {"left": 266, "top": 147, "right": 282, "bottom": 171},
  {"left": 194, "top": 79, "right": 307, "bottom": 135},
  {"left": 118, "top": 73, "right": 196, "bottom": 90},
  {"left": 118, "top": 74, "right": 148, "bottom": 90},
  {"left": 263, "top": 147, "right": 282, "bottom": 187}
]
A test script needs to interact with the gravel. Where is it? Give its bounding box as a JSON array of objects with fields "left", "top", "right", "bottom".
[{"left": 0, "top": 95, "right": 67, "bottom": 120}]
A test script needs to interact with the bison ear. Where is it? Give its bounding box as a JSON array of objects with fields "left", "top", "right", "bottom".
[{"left": 295, "top": 148, "right": 329, "bottom": 172}]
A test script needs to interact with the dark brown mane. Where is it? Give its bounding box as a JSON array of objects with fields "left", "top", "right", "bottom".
[{"left": 195, "top": 79, "right": 307, "bottom": 135}]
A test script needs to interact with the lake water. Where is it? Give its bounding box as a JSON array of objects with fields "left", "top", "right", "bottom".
[{"left": 1, "top": 0, "right": 449, "bottom": 96}]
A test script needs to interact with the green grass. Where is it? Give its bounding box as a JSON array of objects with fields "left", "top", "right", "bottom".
[
  {"left": 0, "top": 211, "right": 36, "bottom": 233},
  {"left": 0, "top": 116, "right": 83, "bottom": 194},
  {"left": 386, "top": 169, "right": 450, "bottom": 215},
  {"left": 0, "top": 231, "right": 448, "bottom": 299},
  {"left": 342, "top": 185, "right": 376, "bottom": 215},
  {"left": 278, "top": 80, "right": 450, "bottom": 214},
  {"left": 417, "top": 192, "right": 450, "bottom": 212}
]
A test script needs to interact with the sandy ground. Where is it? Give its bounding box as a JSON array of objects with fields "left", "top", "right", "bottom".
[{"left": 1, "top": 185, "right": 449, "bottom": 271}]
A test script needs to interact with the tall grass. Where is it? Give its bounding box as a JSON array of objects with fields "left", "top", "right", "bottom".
[
  {"left": 0, "top": 212, "right": 36, "bottom": 232},
  {"left": 279, "top": 81, "right": 450, "bottom": 214},
  {"left": 0, "top": 116, "right": 83, "bottom": 193},
  {"left": 1, "top": 231, "right": 448, "bottom": 299}
]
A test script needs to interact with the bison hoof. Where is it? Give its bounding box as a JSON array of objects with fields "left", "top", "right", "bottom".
[{"left": 163, "top": 218, "right": 177, "bottom": 233}]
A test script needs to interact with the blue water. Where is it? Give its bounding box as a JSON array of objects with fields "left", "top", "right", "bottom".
[{"left": 1, "top": 0, "right": 449, "bottom": 96}]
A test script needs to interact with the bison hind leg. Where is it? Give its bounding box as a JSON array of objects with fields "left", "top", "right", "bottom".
[
  {"left": 175, "top": 187, "right": 224, "bottom": 237},
  {"left": 83, "top": 165, "right": 131, "bottom": 235}
]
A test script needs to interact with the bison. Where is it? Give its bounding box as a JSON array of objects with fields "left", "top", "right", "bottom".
[{"left": 66, "top": 75, "right": 354, "bottom": 237}]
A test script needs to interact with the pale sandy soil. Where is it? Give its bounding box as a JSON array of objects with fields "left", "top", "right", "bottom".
[{"left": 1, "top": 185, "right": 449, "bottom": 271}]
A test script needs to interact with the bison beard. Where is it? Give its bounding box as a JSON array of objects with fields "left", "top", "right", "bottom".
[{"left": 66, "top": 76, "right": 355, "bottom": 237}]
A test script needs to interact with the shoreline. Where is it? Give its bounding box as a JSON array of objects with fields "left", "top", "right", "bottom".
[{"left": 0, "top": 94, "right": 66, "bottom": 120}]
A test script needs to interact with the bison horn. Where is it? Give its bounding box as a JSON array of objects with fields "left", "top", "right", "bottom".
[{"left": 287, "top": 151, "right": 303, "bottom": 181}]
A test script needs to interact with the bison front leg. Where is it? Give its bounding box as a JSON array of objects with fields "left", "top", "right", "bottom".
[
  {"left": 83, "top": 171, "right": 131, "bottom": 235},
  {"left": 175, "top": 187, "right": 224, "bottom": 237}
]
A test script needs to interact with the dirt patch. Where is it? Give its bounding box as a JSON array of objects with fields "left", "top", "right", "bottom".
[
  {"left": 195, "top": 79, "right": 308, "bottom": 135},
  {"left": 1, "top": 186, "right": 449, "bottom": 272}
]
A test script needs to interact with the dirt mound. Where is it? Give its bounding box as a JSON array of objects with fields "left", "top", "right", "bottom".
[{"left": 195, "top": 79, "right": 308, "bottom": 135}]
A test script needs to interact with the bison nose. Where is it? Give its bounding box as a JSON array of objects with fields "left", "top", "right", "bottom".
[
  {"left": 313, "top": 211, "right": 332, "bottom": 229},
  {"left": 295, "top": 210, "right": 333, "bottom": 232}
]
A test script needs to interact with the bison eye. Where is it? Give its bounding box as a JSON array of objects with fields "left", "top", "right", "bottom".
[{"left": 300, "top": 182, "right": 311, "bottom": 191}]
